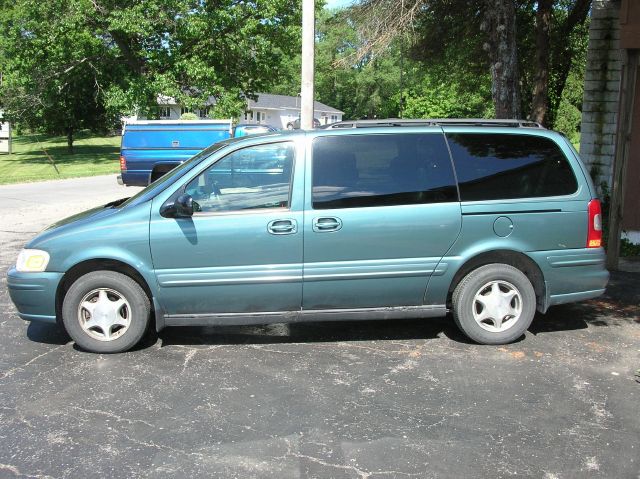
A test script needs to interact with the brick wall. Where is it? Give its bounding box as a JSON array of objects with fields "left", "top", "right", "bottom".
[{"left": 579, "top": 0, "right": 621, "bottom": 190}]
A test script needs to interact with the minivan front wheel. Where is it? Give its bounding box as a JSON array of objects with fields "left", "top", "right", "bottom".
[
  {"left": 452, "top": 264, "right": 536, "bottom": 345},
  {"left": 62, "top": 271, "right": 150, "bottom": 353}
]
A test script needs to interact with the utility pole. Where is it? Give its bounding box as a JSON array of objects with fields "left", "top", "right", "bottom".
[{"left": 300, "top": 0, "right": 315, "bottom": 130}]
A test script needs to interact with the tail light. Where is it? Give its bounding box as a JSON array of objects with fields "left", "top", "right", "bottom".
[
  {"left": 119, "top": 155, "right": 127, "bottom": 172},
  {"left": 587, "top": 199, "right": 602, "bottom": 248}
]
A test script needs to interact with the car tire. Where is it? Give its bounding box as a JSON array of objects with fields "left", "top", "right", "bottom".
[
  {"left": 452, "top": 264, "right": 536, "bottom": 345},
  {"left": 62, "top": 271, "right": 150, "bottom": 353}
]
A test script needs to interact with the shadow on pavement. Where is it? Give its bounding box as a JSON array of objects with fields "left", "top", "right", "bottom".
[
  {"left": 26, "top": 321, "right": 70, "bottom": 345},
  {"left": 158, "top": 315, "right": 472, "bottom": 348}
]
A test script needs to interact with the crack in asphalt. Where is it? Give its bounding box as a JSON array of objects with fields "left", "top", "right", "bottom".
[{"left": 0, "top": 342, "right": 72, "bottom": 380}]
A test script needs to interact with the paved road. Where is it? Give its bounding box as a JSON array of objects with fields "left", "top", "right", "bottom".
[{"left": 0, "top": 175, "right": 639, "bottom": 478}]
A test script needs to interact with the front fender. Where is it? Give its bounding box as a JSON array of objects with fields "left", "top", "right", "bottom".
[{"left": 60, "top": 247, "right": 159, "bottom": 298}]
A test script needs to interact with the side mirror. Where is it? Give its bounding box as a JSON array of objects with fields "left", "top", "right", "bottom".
[
  {"left": 160, "top": 193, "right": 194, "bottom": 218},
  {"left": 175, "top": 194, "right": 194, "bottom": 217}
]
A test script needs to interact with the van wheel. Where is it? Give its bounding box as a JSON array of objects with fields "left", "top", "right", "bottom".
[
  {"left": 452, "top": 264, "right": 536, "bottom": 345},
  {"left": 62, "top": 271, "right": 150, "bottom": 353}
]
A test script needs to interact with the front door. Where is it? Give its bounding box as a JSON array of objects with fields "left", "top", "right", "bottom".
[
  {"left": 303, "top": 131, "right": 462, "bottom": 310},
  {"left": 150, "top": 141, "right": 303, "bottom": 316}
]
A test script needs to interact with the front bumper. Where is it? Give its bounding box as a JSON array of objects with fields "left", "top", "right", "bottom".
[{"left": 6, "top": 267, "right": 63, "bottom": 324}]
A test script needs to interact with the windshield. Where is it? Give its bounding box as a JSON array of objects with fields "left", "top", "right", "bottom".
[{"left": 118, "top": 140, "right": 230, "bottom": 208}]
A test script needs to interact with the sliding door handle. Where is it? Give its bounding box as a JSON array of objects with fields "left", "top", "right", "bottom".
[{"left": 313, "top": 217, "right": 343, "bottom": 232}]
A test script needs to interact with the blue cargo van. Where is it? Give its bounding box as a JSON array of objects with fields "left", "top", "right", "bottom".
[{"left": 119, "top": 120, "right": 233, "bottom": 186}]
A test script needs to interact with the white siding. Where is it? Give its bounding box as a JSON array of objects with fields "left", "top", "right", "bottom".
[{"left": 243, "top": 108, "right": 342, "bottom": 128}]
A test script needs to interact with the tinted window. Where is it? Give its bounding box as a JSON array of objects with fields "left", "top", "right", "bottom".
[
  {"left": 312, "top": 134, "right": 458, "bottom": 209},
  {"left": 446, "top": 134, "right": 578, "bottom": 201},
  {"left": 185, "top": 142, "right": 294, "bottom": 213}
]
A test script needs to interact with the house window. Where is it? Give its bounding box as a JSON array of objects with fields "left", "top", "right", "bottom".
[
  {"left": 245, "top": 111, "right": 254, "bottom": 121},
  {"left": 331, "top": 115, "right": 338, "bottom": 123},
  {"left": 159, "top": 107, "right": 171, "bottom": 119},
  {"left": 181, "top": 107, "right": 192, "bottom": 115},
  {"left": 199, "top": 107, "right": 210, "bottom": 118}
]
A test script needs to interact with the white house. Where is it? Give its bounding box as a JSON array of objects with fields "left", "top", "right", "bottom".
[
  {"left": 0, "top": 110, "right": 11, "bottom": 154},
  {"left": 243, "top": 94, "right": 343, "bottom": 128},
  {"left": 144, "top": 93, "right": 344, "bottom": 128}
]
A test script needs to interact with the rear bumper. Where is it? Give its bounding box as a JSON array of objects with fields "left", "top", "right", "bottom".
[
  {"left": 6, "top": 267, "right": 62, "bottom": 324},
  {"left": 528, "top": 248, "right": 609, "bottom": 311},
  {"left": 547, "top": 288, "right": 606, "bottom": 307},
  {"left": 120, "top": 170, "right": 150, "bottom": 186}
]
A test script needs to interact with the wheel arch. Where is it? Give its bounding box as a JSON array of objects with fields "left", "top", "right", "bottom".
[
  {"left": 447, "top": 250, "right": 546, "bottom": 312},
  {"left": 150, "top": 162, "right": 180, "bottom": 183},
  {"left": 55, "top": 258, "right": 156, "bottom": 327}
]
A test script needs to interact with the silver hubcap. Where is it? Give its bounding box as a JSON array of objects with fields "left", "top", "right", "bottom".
[
  {"left": 77, "top": 288, "right": 132, "bottom": 341},
  {"left": 472, "top": 280, "right": 522, "bottom": 333}
]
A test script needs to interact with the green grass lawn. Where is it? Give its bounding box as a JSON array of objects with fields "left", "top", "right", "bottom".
[{"left": 0, "top": 131, "right": 120, "bottom": 185}]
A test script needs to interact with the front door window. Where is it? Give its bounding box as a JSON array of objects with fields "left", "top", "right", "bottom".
[{"left": 185, "top": 142, "right": 295, "bottom": 213}]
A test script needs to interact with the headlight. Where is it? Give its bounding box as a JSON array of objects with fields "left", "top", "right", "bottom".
[{"left": 16, "top": 249, "right": 50, "bottom": 273}]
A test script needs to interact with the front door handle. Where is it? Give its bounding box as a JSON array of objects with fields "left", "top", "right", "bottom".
[
  {"left": 267, "top": 219, "right": 298, "bottom": 235},
  {"left": 313, "top": 217, "right": 343, "bottom": 232}
]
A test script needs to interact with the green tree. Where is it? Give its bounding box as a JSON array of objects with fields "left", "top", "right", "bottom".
[
  {"left": 0, "top": 0, "right": 123, "bottom": 152},
  {"left": 342, "top": 0, "right": 591, "bottom": 127},
  {"left": 272, "top": 8, "right": 405, "bottom": 120},
  {"left": 0, "top": 0, "right": 302, "bottom": 149}
]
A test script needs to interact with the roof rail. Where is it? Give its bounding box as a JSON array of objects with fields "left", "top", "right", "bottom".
[{"left": 322, "top": 118, "right": 545, "bottom": 129}]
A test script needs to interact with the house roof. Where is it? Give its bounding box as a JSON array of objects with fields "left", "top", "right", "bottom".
[
  {"left": 157, "top": 93, "right": 343, "bottom": 115},
  {"left": 248, "top": 93, "right": 344, "bottom": 114}
]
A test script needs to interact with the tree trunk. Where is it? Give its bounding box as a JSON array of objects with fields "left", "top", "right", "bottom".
[
  {"left": 483, "top": 0, "right": 522, "bottom": 119},
  {"left": 548, "top": 0, "right": 592, "bottom": 125},
  {"left": 530, "top": 0, "right": 553, "bottom": 125},
  {"left": 67, "top": 127, "right": 74, "bottom": 154}
]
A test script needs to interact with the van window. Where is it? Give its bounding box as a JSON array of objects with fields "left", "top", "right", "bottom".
[
  {"left": 446, "top": 133, "right": 578, "bottom": 201},
  {"left": 185, "top": 142, "right": 294, "bottom": 213},
  {"left": 312, "top": 134, "right": 458, "bottom": 209}
]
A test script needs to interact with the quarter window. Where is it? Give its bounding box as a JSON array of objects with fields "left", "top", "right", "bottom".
[
  {"left": 185, "top": 142, "right": 294, "bottom": 213},
  {"left": 446, "top": 134, "right": 578, "bottom": 201},
  {"left": 312, "top": 134, "right": 458, "bottom": 209}
]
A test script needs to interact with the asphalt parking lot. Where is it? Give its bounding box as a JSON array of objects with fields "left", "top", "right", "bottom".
[{"left": 0, "top": 175, "right": 639, "bottom": 478}]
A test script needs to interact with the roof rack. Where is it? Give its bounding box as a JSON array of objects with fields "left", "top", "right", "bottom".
[{"left": 322, "top": 118, "right": 545, "bottom": 129}]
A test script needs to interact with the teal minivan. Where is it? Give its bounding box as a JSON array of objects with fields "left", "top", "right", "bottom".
[{"left": 7, "top": 120, "right": 609, "bottom": 353}]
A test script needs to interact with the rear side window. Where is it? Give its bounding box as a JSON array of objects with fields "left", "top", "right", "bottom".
[
  {"left": 312, "top": 133, "right": 458, "bottom": 209},
  {"left": 446, "top": 134, "right": 578, "bottom": 201}
]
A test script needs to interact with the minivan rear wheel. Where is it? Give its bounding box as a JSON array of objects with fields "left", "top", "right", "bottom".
[
  {"left": 452, "top": 264, "right": 536, "bottom": 345},
  {"left": 62, "top": 271, "right": 150, "bottom": 353}
]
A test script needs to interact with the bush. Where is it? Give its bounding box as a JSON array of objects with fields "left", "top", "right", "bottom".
[{"left": 180, "top": 112, "right": 198, "bottom": 120}]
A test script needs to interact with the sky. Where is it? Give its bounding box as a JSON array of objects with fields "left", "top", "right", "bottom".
[{"left": 324, "top": 0, "right": 353, "bottom": 9}]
